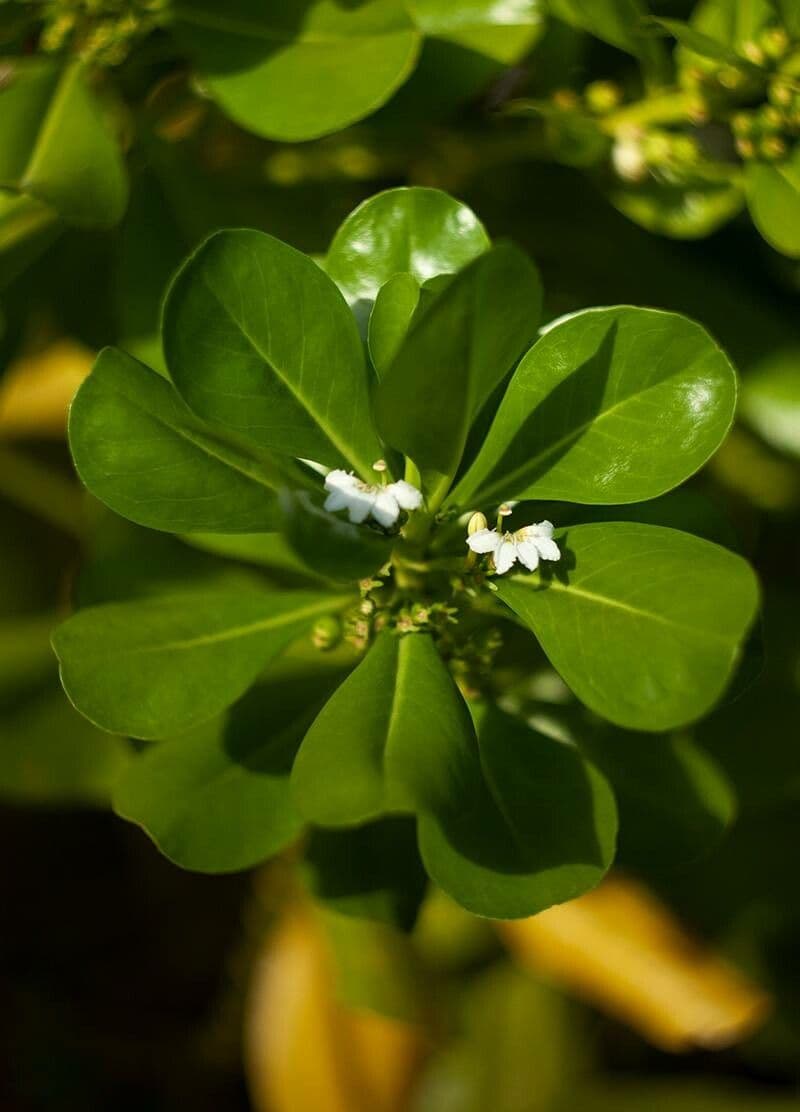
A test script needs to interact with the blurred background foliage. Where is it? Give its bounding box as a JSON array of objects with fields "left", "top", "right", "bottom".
[{"left": 1, "top": 0, "right": 800, "bottom": 1109}]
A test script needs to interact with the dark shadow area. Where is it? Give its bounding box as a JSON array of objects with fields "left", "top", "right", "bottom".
[{"left": 434, "top": 706, "right": 607, "bottom": 877}]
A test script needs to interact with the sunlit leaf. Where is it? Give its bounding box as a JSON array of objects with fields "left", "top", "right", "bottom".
[
  {"left": 163, "top": 228, "right": 382, "bottom": 475},
  {"left": 496, "top": 523, "right": 759, "bottom": 731},
  {"left": 452, "top": 307, "right": 736, "bottom": 507},
  {"left": 171, "top": 0, "right": 422, "bottom": 142}
]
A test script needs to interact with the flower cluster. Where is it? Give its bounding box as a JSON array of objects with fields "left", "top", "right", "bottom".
[
  {"left": 323, "top": 469, "right": 423, "bottom": 528},
  {"left": 467, "top": 520, "right": 561, "bottom": 575}
]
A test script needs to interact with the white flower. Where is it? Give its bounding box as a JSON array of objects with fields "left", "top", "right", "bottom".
[
  {"left": 324, "top": 470, "right": 422, "bottom": 528},
  {"left": 611, "top": 129, "right": 647, "bottom": 183},
  {"left": 467, "top": 520, "right": 561, "bottom": 575}
]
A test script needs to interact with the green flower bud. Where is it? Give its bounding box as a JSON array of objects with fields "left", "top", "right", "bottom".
[
  {"left": 312, "top": 615, "right": 342, "bottom": 651},
  {"left": 585, "top": 80, "right": 622, "bottom": 114}
]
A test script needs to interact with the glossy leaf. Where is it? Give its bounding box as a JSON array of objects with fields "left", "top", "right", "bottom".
[
  {"left": 375, "top": 243, "right": 542, "bottom": 503},
  {"left": 53, "top": 588, "right": 351, "bottom": 739},
  {"left": 325, "top": 186, "right": 490, "bottom": 307},
  {"left": 496, "top": 523, "right": 759, "bottom": 731},
  {"left": 163, "top": 229, "right": 382, "bottom": 475},
  {"left": 171, "top": 0, "right": 421, "bottom": 142},
  {"left": 418, "top": 705, "right": 617, "bottom": 918},
  {"left": 747, "top": 151, "right": 800, "bottom": 259},
  {"left": 304, "top": 818, "right": 427, "bottom": 929},
  {"left": 0, "top": 59, "right": 127, "bottom": 227},
  {"left": 280, "top": 489, "right": 394, "bottom": 582},
  {"left": 408, "top": 0, "right": 544, "bottom": 61},
  {"left": 292, "top": 630, "right": 477, "bottom": 826},
  {"left": 368, "top": 272, "right": 420, "bottom": 377},
  {"left": 113, "top": 672, "right": 343, "bottom": 872},
  {"left": 69, "top": 348, "right": 286, "bottom": 534},
  {"left": 452, "top": 307, "right": 736, "bottom": 508}
]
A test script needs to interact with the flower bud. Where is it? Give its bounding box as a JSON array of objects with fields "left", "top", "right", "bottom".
[
  {"left": 311, "top": 615, "right": 342, "bottom": 651},
  {"left": 467, "top": 511, "right": 489, "bottom": 535}
]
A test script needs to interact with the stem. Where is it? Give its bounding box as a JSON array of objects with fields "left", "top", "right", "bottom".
[
  {"left": 601, "top": 91, "right": 696, "bottom": 133},
  {"left": 0, "top": 444, "right": 85, "bottom": 539}
]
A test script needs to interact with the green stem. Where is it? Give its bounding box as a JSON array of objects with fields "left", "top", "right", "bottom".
[
  {"left": 0, "top": 444, "right": 85, "bottom": 539},
  {"left": 601, "top": 90, "right": 696, "bottom": 133}
]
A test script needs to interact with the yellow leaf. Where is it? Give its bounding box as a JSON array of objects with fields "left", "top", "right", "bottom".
[
  {"left": 497, "top": 874, "right": 770, "bottom": 1053},
  {"left": 0, "top": 339, "right": 93, "bottom": 438},
  {"left": 244, "top": 900, "right": 428, "bottom": 1112}
]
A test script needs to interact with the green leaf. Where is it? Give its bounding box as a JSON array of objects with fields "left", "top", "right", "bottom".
[
  {"left": 113, "top": 671, "right": 344, "bottom": 872},
  {"left": 292, "top": 630, "right": 477, "bottom": 826},
  {"left": 495, "top": 523, "right": 760, "bottom": 732},
  {"left": 374, "top": 243, "right": 542, "bottom": 504},
  {"left": 408, "top": 0, "right": 545, "bottom": 63},
  {"left": 183, "top": 531, "right": 330, "bottom": 581},
  {"left": 0, "top": 685, "right": 129, "bottom": 806},
  {"left": 452, "top": 307, "right": 737, "bottom": 508},
  {"left": 747, "top": 151, "right": 800, "bottom": 259},
  {"left": 170, "top": 0, "right": 421, "bottom": 142},
  {"left": 654, "top": 17, "right": 758, "bottom": 67},
  {"left": 418, "top": 705, "right": 617, "bottom": 918},
  {"left": 368, "top": 272, "right": 420, "bottom": 377},
  {"left": 163, "top": 228, "right": 382, "bottom": 475},
  {"left": 69, "top": 348, "right": 287, "bottom": 534},
  {"left": 548, "top": 0, "right": 668, "bottom": 77},
  {"left": 576, "top": 727, "right": 735, "bottom": 868},
  {"left": 740, "top": 352, "right": 800, "bottom": 458},
  {"left": 280, "top": 489, "right": 394, "bottom": 582},
  {"left": 609, "top": 179, "right": 745, "bottom": 240},
  {"left": 325, "top": 186, "right": 490, "bottom": 307},
  {"left": 688, "top": 0, "right": 776, "bottom": 52},
  {"left": 0, "top": 59, "right": 127, "bottom": 227},
  {"left": 304, "top": 817, "right": 427, "bottom": 929},
  {"left": 53, "top": 587, "right": 351, "bottom": 739}
]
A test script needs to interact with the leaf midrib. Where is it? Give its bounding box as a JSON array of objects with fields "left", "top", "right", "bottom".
[
  {"left": 200, "top": 272, "right": 371, "bottom": 476},
  {"left": 79, "top": 595, "right": 351, "bottom": 657},
  {"left": 502, "top": 577, "right": 733, "bottom": 645}
]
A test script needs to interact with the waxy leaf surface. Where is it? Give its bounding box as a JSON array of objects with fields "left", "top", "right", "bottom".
[
  {"left": 163, "top": 229, "right": 381, "bottom": 476},
  {"left": 375, "top": 243, "right": 542, "bottom": 502},
  {"left": 292, "top": 631, "right": 477, "bottom": 825},
  {"left": 53, "top": 588, "right": 350, "bottom": 739},
  {"left": 171, "top": 0, "right": 421, "bottom": 141},
  {"left": 496, "top": 523, "right": 759, "bottom": 731},
  {"left": 70, "top": 348, "right": 285, "bottom": 534},
  {"left": 453, "top": 307, "right": 736, "bottom": 507},
  {"left": 325, "top": 186, "right": 490, "bottom": 306}
]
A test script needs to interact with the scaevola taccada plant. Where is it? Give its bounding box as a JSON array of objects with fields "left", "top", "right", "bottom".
[{"left": 54, "top": 187, "right": 759, "bottom": 920}]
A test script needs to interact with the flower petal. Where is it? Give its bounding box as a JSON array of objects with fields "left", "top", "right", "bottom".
[
  {"left": 324, "top": 469, "right": 358, "bottom": 494},
  {"left": 324, "top": 490, "right": 350, "bottom": 513},
  {"left": 493, "top": 538, "right": 518, "bottom": 575},
  {"left": 467, "top": 528, "right": 502, "bottom": 554},
  {"left": 535, "top": 537, "right": 561, "bottom": 562},
  {"left": 371, "top": 490, "right": 401, "bottom": 528},
  {"left": 515, "top": 539, "right": 541, "bottom": 571},
  {"left": 387, "top": 479, "right": 423, "bottom": 511},
  {"left": 520, "top": 519, "right": 554, "bottom": 540}
]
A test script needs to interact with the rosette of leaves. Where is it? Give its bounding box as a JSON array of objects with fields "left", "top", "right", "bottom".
[{"left": 54, "top": 187, "right": 758, "bottom": 921}]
